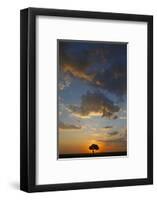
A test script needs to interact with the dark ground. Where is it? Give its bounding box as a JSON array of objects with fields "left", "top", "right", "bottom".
[{"left": 59, "top": 151, "right": 127, "bottom": 159}]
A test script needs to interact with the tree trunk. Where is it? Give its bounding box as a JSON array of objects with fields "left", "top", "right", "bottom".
[{"left": 92, "top": 149, "right": 94, "bottom": 155}]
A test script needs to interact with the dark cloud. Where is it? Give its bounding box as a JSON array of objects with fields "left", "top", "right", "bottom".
[
  {"left": 102, "top": 126, "right": 113, "bottom": 130},
  {"left": 59, "top": 42, "right": 103, "bottom": 84},
  {"left": 59, "top": 41, "right": 108, "bottom": 71},
  {"left": 107, "top": 131, "right": 119, "bottom": 136},
  {"left": 59, "top": 41, "right": 93, "bottom": 82},
  {"left": 59, "top": 121, "right": 81, "bottom": 130},
  {"left": 97, "top": 128, "right": 127, "bottom": 146},
  {"left": 68, "top": 91, "right": 120, "bottom": 119},
  {"left": 93, "top": 64, "right": 127, "bottom": 96},
  {"left": 59, "top": 41, "right": 127, "bottom": 97}
]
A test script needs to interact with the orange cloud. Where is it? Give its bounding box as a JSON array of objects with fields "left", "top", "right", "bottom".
[{"left": 63, "top": 64, "right": 94, "bottom": 82}]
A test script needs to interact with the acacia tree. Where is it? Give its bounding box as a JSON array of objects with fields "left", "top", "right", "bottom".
[{"left": 89, "top": 144, "right": 99, "bottom": 155}]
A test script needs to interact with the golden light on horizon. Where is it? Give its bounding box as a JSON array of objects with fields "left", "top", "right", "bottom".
[{"left": 59, "top": 129, "right": 126, "bottom": 155}]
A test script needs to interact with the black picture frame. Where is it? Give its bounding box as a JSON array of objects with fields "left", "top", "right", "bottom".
[{"left": 20, "top": 7, "right": 153, "bottom": 192}]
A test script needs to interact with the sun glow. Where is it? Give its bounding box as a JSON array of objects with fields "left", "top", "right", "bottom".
[{"left": 86, "top": 139, "right": 105, "bottom": 153}]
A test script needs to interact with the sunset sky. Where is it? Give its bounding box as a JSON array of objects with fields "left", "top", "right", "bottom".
[{"left": 58, "top": 40, "right": 127, "bottom": 156}]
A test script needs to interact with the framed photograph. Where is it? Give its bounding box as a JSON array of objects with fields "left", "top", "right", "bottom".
[{"left": 20, "top": 7, "right": 153, "bottom": 192}]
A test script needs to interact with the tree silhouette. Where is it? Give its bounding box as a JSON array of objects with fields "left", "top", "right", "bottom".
[{"left": 89, "top": 144, "right": 99, "bottom": 155}]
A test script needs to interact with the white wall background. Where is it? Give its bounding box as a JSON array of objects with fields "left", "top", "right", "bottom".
[{"left": 0, "top": 0, "right": 156, "bottom": 199}]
